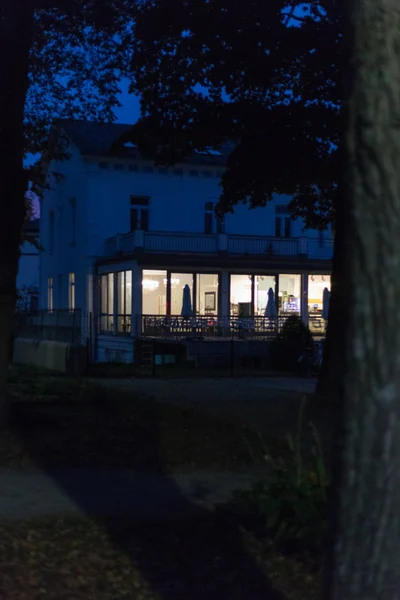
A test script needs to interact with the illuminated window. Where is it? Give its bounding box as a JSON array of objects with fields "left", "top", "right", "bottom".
[
  {"left": 142, "top": 270, "right": 167, "bottom": 315},
  {"left": 68, "top": 273, "right": 75, "bottom": 311},
  {"left": 116, "top": 271, "right": 132, "bottom": 333},
  {"left": 47, "top": 277, "right": 53, "bottom": 312},
  {"left": 100, "top": 274, "right": 114, "bottom": 333}
]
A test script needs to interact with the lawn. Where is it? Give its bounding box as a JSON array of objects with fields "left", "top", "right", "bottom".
[
  {"left": 4, "top": 370, "right": 268, "bottom": 471},
  {"left": 0, "top": 515, "right": 322, "bottom": 600},
  {"left": 1, "top": 367, "right": 330, "bottom": 599}
]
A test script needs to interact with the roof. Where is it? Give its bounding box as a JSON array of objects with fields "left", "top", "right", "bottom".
[{"left": 54, "top": 119, "right": 234, "bottom": 167}]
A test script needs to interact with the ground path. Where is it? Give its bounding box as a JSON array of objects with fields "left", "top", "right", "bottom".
[
  {"left": 0, "top": 377, "right": 316, "bottom": 522},
  {"left": 0, "top": 467, "right": 268, "bottom": 522}
]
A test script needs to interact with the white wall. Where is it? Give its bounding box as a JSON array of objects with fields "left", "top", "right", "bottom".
[
  {"left": 17, "top": 241, "right": 39, "bottom": 290},
  {"left": 39, "top": 141, "right": 331, "bottom": 312},
  {"left": 83, "top": 158, "right": 319, "bottom": 253},
  {"left": 39, "top": 142, "right": 87, "bottom": 311}
]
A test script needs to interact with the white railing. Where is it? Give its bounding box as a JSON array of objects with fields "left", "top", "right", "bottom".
[
  {"left": 144, "top": 232, "right": 218, "bottom": 253},
  {"left": 103, "top": 231, "right": 334, "bottom": 260},
  {"left": 228, "top": 236, "right": 299, "bottom": 256}
]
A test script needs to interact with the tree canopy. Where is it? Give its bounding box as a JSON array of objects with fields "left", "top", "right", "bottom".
[
  {"left": 21, "top": 0, "right": 134, "bottom": 187},
  {"left": 125, "top": 0, "right": 343, "bottom": 229}
]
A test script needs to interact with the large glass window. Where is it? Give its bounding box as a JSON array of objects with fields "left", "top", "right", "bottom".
[
  {"left": 100, "top": 273, "right": 114, "bottom": 332},
  {"left": 68, "top": 273, "right": 75, "bottom": 311},
  {"left": 254, "top": 275, "right": 276, "bottom": 316},
  {"left": 230, "top": 274, "right": 252, "bottom": 316},
  {"left": 142, "top": 269, "right": 167, "bottom": 315},
  {"left": 47, "top": 276, "right": 53, "bottom": 312},
  {"left": 308, "top": 274, "right": 331, "bottom": 333},
  {"left": 171, "top": 273, "right": 193, "bottom": 315},
  {"left": 278, "top": 274, "right": 301, "bottom": 314},
  {"left": 196, "top": 274, "right": 219, "bottom": 315},
  {"left": 308, "top": 275, "right": 331, "bottom": 312},
  {"left": 117, "top": 271, "right": 132, "bottom": 333}
]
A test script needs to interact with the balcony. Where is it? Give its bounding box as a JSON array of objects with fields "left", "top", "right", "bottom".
[{"left": 103, "top": 230, "right": 333, "bottom": 261}]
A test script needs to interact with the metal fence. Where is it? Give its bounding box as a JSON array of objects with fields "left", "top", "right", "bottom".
[
  {"left": 139, "top": 314, "right": 327, "bottom": 340},
  {"left": 14, "top": 309, "right": 83, "bottom": 344}
]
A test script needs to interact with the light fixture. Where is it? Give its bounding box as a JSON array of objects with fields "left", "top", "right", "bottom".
[
  {"left": 142, "top": 279, "right": 159, "bottom": 291},
  {"left": 163, "top": 278, "right": 180, "bottom": 286}
]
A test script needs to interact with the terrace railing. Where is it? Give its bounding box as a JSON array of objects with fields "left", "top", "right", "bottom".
[
  {"left": 103, "top": 231, "right": 334, "bottom": 260},
  {"left": 139, "top": 314, "right": 305, "bottom": 340}
]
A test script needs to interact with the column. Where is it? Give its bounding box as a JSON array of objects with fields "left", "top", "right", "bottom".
[
  {"left": 131, "top": 262, "right": 142, "bottom": 338},
  {"left": 301, "top": 273, "right": 309, "bottom": 328},
  {"left": 220, "top": 271, "right": 230, "bottom": 323}
]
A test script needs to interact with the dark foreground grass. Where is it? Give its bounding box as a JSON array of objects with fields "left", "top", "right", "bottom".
[
  {"left": 2, "top": 368, "right": 330, "bottom": 599},
  {"left": 4, "top": 368, "right": 333, "bottom": 472},
  {"left": 0, "top": 514, "right": 322, "bottom": 600},
  {"left": 4, "top": 371, "right": 268, "bottom": 471}
]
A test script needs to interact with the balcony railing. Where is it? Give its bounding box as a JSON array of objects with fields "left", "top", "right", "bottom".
[
  {"left": 144, "top": 232, "right": 218, "bottom": 253},
  {"left": 227, "top": 235, "right": 299, "bottom": 256},
  {"left": 103, "top": 231, "right": 334, "bottom": 260},
  {"left": 139, "top": 314, "right": 326, "bottom": 340}
]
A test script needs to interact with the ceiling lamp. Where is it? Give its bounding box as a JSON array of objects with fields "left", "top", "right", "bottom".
[{"left": 142, "top": 279, "right": 159, "bottom": 291}]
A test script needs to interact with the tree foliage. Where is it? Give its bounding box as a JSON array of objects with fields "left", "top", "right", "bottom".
[
  {"left": 23, "top": 0, "right": 134, "bottom": 186},
  {"left": 0, "top": 0, "right": 135, "bottom": 425},
  {"left": 126, "top": 0, "right": 343, "bottom": 229}
]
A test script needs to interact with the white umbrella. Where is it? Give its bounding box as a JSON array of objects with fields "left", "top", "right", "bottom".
[
  {"left": 265, "top": 287, "right": 277, "bottom": 318},
  {"left": 181, "top": 284, "right": 192, "bottom": 317},
  {"left": 322, "top": 287, "right": 330, "bottom": 320}
]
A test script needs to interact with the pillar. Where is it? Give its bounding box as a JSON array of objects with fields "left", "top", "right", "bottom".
[
  {"left": 131, "top": 262, "right": 142, "bottom": 338},
  {"left": 220, "top": 271, "right": 230, "bottom": 323},
  {"left": 301, "top": 273, "right": 309, "bottom": 328}
]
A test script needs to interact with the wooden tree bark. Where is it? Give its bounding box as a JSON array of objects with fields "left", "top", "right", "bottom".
[
  {"left": 326, "top": 0, "right": 400, "bottom": 598},
  {"left": 0, "top": 1, "right": 34, "bottom": 426}
]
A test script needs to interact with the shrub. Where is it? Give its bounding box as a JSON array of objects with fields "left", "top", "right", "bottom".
[
  {"left": 237, "top": 398, "right": 330, "bottom": 561},
  {"left": 269, "top": 315, "right": 314, "bottom": 372}
]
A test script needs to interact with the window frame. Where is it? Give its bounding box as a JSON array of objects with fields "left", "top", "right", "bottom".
[
  {"left": 116, "top": 270, "right": 132, "bottom": 334},
  {"left": 100, "top": 273, "right": 115, "bottom": 334},
  {"left": 47, "top": 276, "right": 53, "bottom": 313},
  {"left": 130, "top": 195, "right": 150, "bottom": 232},
  {"left": 100, "top": 271, "right": 132, "bottom": 335},
  {"left": 68, "top": 273, "right": 75, "bottom": 312}
]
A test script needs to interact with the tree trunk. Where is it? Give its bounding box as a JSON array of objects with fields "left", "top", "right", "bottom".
[
  {"left": 326, "top": 1, "right": 400, "bottom": 598},
  {"left": 0, "top": 1, "right": 34, "bottom": 426}
]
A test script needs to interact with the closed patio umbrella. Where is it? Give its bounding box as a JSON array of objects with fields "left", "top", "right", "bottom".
[
  {"left": 181, "top": 284, "right": 192, "bottom": 317},
  {"left": 322, "top": 287, "right": 330, "bottom": 320},
  {"left": 265, "top": 287, "right": 277, "bottom": 318}
]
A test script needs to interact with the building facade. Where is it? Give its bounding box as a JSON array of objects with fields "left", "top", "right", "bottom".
[
  {"left": 17, "top": 218, "right": 40, "bottom": 312},
  {"left": 39, "top": 120, "right": 333, "bottom": 363}
]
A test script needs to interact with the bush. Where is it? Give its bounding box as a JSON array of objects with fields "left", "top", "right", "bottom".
[
  {"left": 237, "top": 399, "right": 330, "bottom": 562},
  {"left": 269, "top": 315, "right": 314, "bottom": 372}
]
